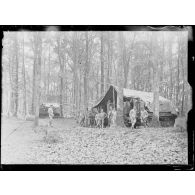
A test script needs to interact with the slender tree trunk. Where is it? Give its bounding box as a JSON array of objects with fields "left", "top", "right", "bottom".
[
  {"left": 84, "top": 31, "right": 89, "bottom": 110},
  {"left": 106, "top": 32, "right": 111, "bottom": 89},
  {"left": 116, "top": 87, "right": 125, "bottom": 127},
  {"left": 34, "top": 32, "right": 42, "bottom": 127},
  {"left": 60, "top": 64, "right": 64, "bottom": 117},
  {"left": 57, "top": 37, "right": 64, "bottom": 117},
  {"left": 22, "top": 33, "right": 27, "bottom": 116},
  {"left": 79, "top": 68, "right": 82, "bottom": 110},
  {"left": 168, "top": 41, "right": 173, "bottom": 100},
  {"left": 152, "top": 67, "right": 160, "bottom": 119},
  {"left": 8, "top": 53, "right": 13, "bottom": 116},
  {"left": 100, "top": 32, "right": 104, "bottom": 96},
  {"left": 43, "top": 56, "right": 47, "bottom": 102},
  {"left": 47, "top": 43, "right": 51, "bottom": 97},
  {"left": 72, "top": 32, "right": 79, "bottom": 114},
  {"left": 32, "top": 54, "right": 36, "bottom": 114},
  {"left": 13, "top": 34, "right": 19, "bottom": 116},
  {"left": 65, "top": 62, "right": 68, "bottom": 104},
  {"left": 151, "top": 32, "right": 160, "bottom": 126},
  {"left": 176, "top": 36, "right": 180, "bottom": 109},
  {"left": 181, "top": 37, "right": 187, "bottom": 115},
  {"left": 96, "top": 80, "right": 99, "bottom": 100}
]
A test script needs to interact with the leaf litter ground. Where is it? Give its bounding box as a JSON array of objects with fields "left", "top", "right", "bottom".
[{"left": 1, "top": 117, "right": 187, "bottom": 164}]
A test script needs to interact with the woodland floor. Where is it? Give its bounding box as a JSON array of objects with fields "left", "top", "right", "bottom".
[{"left": 1, "top": 117, "right": 188, "bottom": 164}]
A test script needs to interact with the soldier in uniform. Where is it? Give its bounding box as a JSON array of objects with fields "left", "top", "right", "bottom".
[
  {"left": 107, "top": 105, "right": 113, "bottom": 127},
  {"left": 129, "top": 105, "right": 137, "bottom": 129},
  {"left": 99, "top": 108, "right": 107, "bottom": 128},
  {"left": 48, "top": 105, "right": 54, "bottom": 127},
  {"left": 141, "top": 107, "right": 148, "bottom": 127},
  {"left": 111, "top": 107, "right": 117, "bottom": 127}
]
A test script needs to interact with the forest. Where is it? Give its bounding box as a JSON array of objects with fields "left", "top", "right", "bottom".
[{"left": 2, "top": 31, "right": 191, "bottom": 126}]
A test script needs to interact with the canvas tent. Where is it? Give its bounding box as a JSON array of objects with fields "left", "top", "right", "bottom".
[
  {"left": 92, "top": 85, "right": 177, "bottom": 127},
  {"left": 93, "top": 85, "right": 177, "bottom": 113},
  {"left": 93, "top": 85, "right": 117, "bottom": 113},
  {"left": 123, "top": 88, "right": 177, "bottom": 114}
]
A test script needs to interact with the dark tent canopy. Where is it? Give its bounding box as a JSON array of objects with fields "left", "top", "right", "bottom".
[{"left": 93, "top": 85, "right": 117, "bottom": 113}]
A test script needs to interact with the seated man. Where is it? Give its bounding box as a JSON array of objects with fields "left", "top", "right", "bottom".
[
  {"left": 129, "top": 106, "right": 137, "bottom": 129},
  {"left": 141, "top": 107, "right": 148, "bottom": 127}
]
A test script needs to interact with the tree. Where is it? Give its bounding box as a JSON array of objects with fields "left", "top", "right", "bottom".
[
  {"left": 12, "top": 33, "right": 19, "bottom": 116},
  {"left": 32, "top": 32, "right": 42, "bottom": 126},
  {"left": 118, "top": 32, "right": 136, "bottom": 88},
  {"left": 151, "top": 32, "right": 160, "bottom": 127},
  {"left": 22, "top": 32, "right": 27, "bottom": 116},
  {"left": 56, "top": 33, "right": 65, "bottom": 117},
  {"left": 2, "top": 30, "right": 190, "bottom": 126},
  {"left": 84, "top": 31, "right": 89, "bottom": 110},
  {"left": 100, "top": 32, "right": 105, "bottom": 96}
]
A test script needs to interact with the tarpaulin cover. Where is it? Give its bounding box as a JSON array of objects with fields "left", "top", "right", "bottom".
[{"left": 93, "top": 85, "right": 177, "bottom": 114}]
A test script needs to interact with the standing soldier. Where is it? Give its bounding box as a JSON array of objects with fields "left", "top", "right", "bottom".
[
  {"left": 107, "top": 105, "right": 113, "bottom": 127},
  {"left": 48, "top": 105, "right": 54, "bottom": 127},
  {"left": 100, "top": 108, "right": 106, "bottom": 128},
  {"left": 129, "top": 106, "right": 137, "bottom": 129},
  {"left": 141, "top": 107, "right": 148, "bottom": 127},
  {"left": 111, "top": 107, "right": 117, "bottom": 127}
]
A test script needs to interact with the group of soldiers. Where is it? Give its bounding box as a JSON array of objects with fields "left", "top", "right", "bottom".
[
  {"left": 79, "top": 99, "right": 149, "bottom": 129},
  {"left": 124, "top": 99, "right": 149, "bottom": 129},
  {"left": 129, "top": 105, "right": 149, "bottom": 129},
  {"left": 79, "top": 105, "right": 117, "bottom": 128},
  {"left": 46, "top": 98, "right": 149, "bottom": 129}
]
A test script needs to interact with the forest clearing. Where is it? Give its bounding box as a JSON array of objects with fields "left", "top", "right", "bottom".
[
  {"left": 1, "top": 30, "right": 190, "bottom": 165},
  {"left": 1, "top": 117, "right": 187, "bottom": 164}
]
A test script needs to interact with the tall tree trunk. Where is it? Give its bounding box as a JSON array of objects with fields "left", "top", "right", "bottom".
[
  {"left": 57, "top": 36, "right": 64, "bottom": 117},
  {"left": 59, "top": 64, "right": 64, "bottom": 117},
  {"left": 168, "top": 41, "right": 173, "bottom": 100},
  {"left": 151, "top": 32, "right": 160, "bottom": 126},
  {"left": 100, "top": 32, "right": 104, "bottom": 96},
  {"left": 34, "top": 32, "right": 42, "bottom": 127},
  {"left": 8, "top": 52, "right": 13, "bottom": 116},
  {"left": 13, "top": 34, "right": 19, "bottom": 116},
  {"left": 84, "top": 32, "right": 89, "bottom": 110},
  {"left": 43, "top": 56, "right": 47, "bottom": 102},
  {"left": 181, "top": 35, "right": 187, "bottom": 115},
  {"left": 106, "top": 32, "right": 111, "bottom": 89},
  {"left": 47, "top": 43, "right": 51, "bottom": 97},
  {"left": 152, "top": 67, "right": 160, "bottom": 119},
  {"left": 65, "top": 62, "right": 68, "bottom": 104},
  {"left": 79, "top": 68, "right": 82, "bottom": 110},
  {"left": 32, "top": 54, "right": 36, "bottom": 114},
  {"left": 22, "top": 32, "right": 27, "bottom": 116},
  {"left": 72, "top": 32, "right": 79, "bottom": 114},
  {"left": 176, "top": 35, "right": 180, "bottom": 109},
  {"left": 116, "top": 87, "right": 125, "bottom": 127}
]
